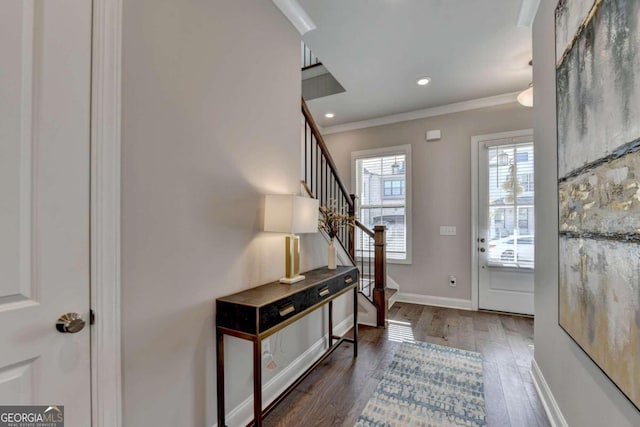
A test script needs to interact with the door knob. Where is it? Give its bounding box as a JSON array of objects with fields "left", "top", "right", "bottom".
[
  {"left": 56, "top": 313, "right": 86, "bottom": 333},
  {"left": 480, "top": 238, "right": 485, "bottom": 243},
  {"left": 479, "top": 248, "right": 486, "bottom": 252}
]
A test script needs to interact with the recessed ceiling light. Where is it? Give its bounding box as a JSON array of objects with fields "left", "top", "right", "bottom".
[
  {"left": 325, "top": 113, "right": 335, "bottom": 118},
  {"left": 416, "top": 77, "right": 431, "bottom": 86}
]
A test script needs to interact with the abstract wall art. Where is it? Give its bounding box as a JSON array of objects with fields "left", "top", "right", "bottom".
[{"left": 556, "top": 0, "right": 640, "bottom": 410}]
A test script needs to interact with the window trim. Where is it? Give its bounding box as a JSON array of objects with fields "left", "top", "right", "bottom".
[
  {"left": 519, "top": 172, "right": 534, "bottom": 192},
  {"left": 351, "top": 144, "right": 412, "bottom": 264},
  {"left": 518, "top": 206, "right": 530, "bottom": 229}
]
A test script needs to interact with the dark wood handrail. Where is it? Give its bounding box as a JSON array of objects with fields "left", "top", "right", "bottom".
[
  {"left": 355, "top": 220, "right": 374, "bottom": 238},
  {"left": 301, "top": 98, "right": 353, "bottom": 209},
  {"left": 302, "top": 62, "right": 323, "bottom": 72},
  {"left": 300, "top": 180, "right": 314, "bottom": 199},
  {"left": 300, "top": 180, "right": 357, "bottom": 266},
  {"left": 300, "top": 99, "right": 387, "bottom": 327}
]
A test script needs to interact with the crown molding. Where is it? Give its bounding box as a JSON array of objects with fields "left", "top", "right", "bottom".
[
  {"left": 517, "top": 0, "right": 542, "bottom": 27},
  {"left": 272, "top": 0, "right": 316, "bottom": 35},
  {"left": 321, "top": 92, "right": 520, "bottom": 135}
]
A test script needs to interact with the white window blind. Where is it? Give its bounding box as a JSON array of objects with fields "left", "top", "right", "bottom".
[{"left": 353, "top": 148, "right": 410, "bottom": 262}]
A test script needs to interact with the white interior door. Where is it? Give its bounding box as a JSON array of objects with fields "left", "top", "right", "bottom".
[
  {"left": 0, "top": 0, "right": 92, "bottom": 424},
  {"left": 475, "top": 132, "right": 535, "bottom": 315}
]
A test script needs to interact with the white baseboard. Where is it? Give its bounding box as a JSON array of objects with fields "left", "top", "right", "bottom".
[
  {"left": 395, "top": 292, "right": 472, "bottom": 310},
  {"left": 386, "top": 275, "right": 400, "bottom": 290},
  {"left": 214, "top": 316, "right": 354, "bottom": 427},
  {"left": 530, "top": 359, "right": 568, "bottom": 427},
  {"left": 358, "top": 319, "right": 377, "bottom": 327},
  {"left": 388, "top": 291, "right": 398, "bottom": 308}
]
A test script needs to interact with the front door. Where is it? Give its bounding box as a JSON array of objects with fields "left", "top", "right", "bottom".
[
  {"left": 0, "top": 0, "right": 92, "bottom": 424},
  {"left": 475, "top": 131, "right": 535, "bottom": 315}
]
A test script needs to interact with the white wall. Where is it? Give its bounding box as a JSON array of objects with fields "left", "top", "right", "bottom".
[
  {"left": 324, "top": 104, "right": 532, "bottom": 302},
  {"left": 121, "top": 1, "right": 350, "bottom": 426},
  {"left": 533, "top": 0, "right": 640, "bottom": 425}
]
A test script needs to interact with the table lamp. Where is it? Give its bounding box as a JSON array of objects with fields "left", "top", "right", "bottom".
[{"left": 264, "top": 195, "right": 319, "bottom": 283}]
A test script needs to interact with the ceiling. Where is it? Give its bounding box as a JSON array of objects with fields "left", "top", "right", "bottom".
[{"left": 298, "top": 0, "right": 533, "bottom": 128}]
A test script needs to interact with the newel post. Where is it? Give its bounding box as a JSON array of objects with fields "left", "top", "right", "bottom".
[
  {"left": 348, "top": 194, "right": 357, "bottom": 259},
  {"left": 373, "top": 225, "right": 387, "bottom": 328}
]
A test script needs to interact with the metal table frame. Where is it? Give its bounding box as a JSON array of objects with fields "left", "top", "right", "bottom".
[{"left": 216, "top": 284, "right": 358, "bottom": 427}]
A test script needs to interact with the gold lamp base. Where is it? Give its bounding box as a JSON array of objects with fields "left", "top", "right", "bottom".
[
  {"left": 280, "top": 234, "right": 305, "bottom": 284},
  {"left": 279, "top": 275, "right": 305, "bottom": 284}
]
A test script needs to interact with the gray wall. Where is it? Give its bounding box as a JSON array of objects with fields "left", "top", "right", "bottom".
[
  {"left": 324, "top": 104, "right": 532, "bottom": 301},
  {"left": 121, "top": 1, "right": 350, "bottom": 426},
  {"left": 533, "top": 0, "right": 640, "bottom": 425}
]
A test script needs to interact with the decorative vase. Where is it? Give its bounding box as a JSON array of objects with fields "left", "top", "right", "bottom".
[{"left": 328, "top": 238, "right": 337, "bottom": 270}]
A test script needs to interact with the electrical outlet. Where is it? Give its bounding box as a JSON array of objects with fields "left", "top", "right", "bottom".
[
  {"left": 448, "top": 275, "right": 457, "bottom": 287},
  {"left": 440, "top": 226, "right": 457, "bottom": 236},
  {"left": 262, "top": 337, "right": 278, "bottom": 371}
]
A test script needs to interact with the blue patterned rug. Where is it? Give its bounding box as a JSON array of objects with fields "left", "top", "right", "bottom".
[{"left": 355, "top": 341, "right": 487, "bottom": 426}]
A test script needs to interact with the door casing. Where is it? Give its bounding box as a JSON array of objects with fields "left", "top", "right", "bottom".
[{"left": 90, "top": 0, "right": 122, "bottom": 425}]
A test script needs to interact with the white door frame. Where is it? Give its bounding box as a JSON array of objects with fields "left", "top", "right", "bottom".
[
  {"left": 90, "top": 0, "right": 122, "bottom": 425},
  {"left": 470, "top": 129, "right": 533, "bottom": 311}
]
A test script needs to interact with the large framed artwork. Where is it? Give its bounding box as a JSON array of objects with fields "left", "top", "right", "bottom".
[{"left": 556, "top": 0, "right": 640, "bottom": 411}]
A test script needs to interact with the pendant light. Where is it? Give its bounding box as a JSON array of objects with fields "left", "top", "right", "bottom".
[
  {"left": 517, "top": 84, "right": 534, "bottom": 107},
  {"left": 518, "top": 60, "right": 534, "bottom": 108}
]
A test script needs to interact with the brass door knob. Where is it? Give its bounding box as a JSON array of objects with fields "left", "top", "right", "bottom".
[{"left": 56, "top": 313, "right": 86, "bottom": 333}]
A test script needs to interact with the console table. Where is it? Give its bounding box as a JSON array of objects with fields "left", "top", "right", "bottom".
[{"left": 216, "top": 265, "right": 359, "bottom": 427}]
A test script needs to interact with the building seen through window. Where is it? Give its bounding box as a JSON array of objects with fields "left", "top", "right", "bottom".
[
  {"left": 487, "top": 142, "right": 534, "bottom": 268},
  {"left": 354, "top": 152, "right": 409, "bottom": 261}
]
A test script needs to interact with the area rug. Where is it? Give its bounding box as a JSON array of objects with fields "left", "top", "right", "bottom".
[{"left": 355, "top": 341, "right": 487, "bottom": 426}]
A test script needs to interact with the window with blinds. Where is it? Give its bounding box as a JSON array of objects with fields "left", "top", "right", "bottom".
[
  {"left": 353, "top": 146, "right": 411, "bottom": 262},
  {"left": 486, "top": 142, "right": 535, "bottom": 269}
]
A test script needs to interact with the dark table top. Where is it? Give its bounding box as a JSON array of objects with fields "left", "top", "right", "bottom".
[{"left": 216, "top": 266, "right": 357, "bottom": 307}]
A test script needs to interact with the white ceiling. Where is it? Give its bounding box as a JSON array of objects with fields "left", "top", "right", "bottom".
[{"left": 299, "top": 0, "right": 533, "bottom": 127}]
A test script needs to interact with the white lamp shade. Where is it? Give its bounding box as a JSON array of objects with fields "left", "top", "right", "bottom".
[{"left": 264, "top": 195, "right": 319, "bottom": 234}]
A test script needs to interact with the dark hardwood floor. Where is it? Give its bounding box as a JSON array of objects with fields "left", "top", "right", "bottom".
[{"left": 264, "top": 302, "right": 550, "bottom": 427}]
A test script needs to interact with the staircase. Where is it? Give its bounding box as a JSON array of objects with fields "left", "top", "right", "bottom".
[
  {"left": 300, "top": 89, "right": 392, "bottom": 327},
  {"left": 301, "top": 42, "right": 345, "bottom": 101}
]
